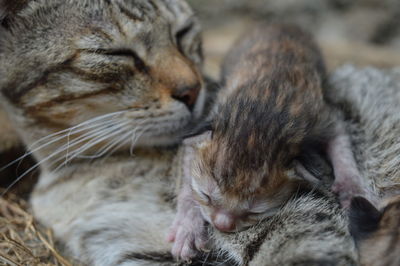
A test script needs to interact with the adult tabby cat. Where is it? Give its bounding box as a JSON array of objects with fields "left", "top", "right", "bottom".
[
  {"left": 0, "top": 1, "right": 358, "bottom": 265},
  {"left": 0, "top": 0, "right": 206, "bottom": 264}
]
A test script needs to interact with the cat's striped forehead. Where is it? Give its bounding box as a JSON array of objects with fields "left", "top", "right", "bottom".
[
  {"left": 1, "top": 0, "right": 195, "bottom": 32},
  {"left": 0, "top": 0, "right": 201, "bottom": 104},
  {"left": 103, "top": 0, "right": 194, "bottom": 24},
  {"left": 0, "top": 0, "right": 204, "bottom": 146}
]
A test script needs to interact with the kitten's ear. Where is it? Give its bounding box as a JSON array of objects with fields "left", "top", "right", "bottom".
[
  {"left": 349, "top": 196, "right": 382, "bottom": 243},
  {"left": 291, "top": 160, "right": 320, "bottom": 185}
]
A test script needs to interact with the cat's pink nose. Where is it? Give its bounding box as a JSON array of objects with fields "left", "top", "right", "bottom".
[{"left": 212, "top": 212, "right": 236, "bottom": 232}]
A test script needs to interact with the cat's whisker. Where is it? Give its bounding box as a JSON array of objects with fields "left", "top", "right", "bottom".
[
  {"left": 47, "top": 121, "right": 121, "bottom": 168},
  {"left": 73, "top": 125, "right": 130, "bottom": 159},
  {"left": 63, "top": 122, "right": 145, "bottom": 164},
  {"left": 102, "top": 125, "right": 147, "bottom": 160},
  {"left": 29, "top": 111, "right": 125, "bottom": 150},
  {"left": 98, "top": 132, "right": 133, "bottom": 163},
  {"left": 0, "top": 114, "right": 122, "bottom": 174},
  {"left": 62, "top": 120, "right": 122, "bottom": 165},
  {"left": 65, "top": 127, "right": 73, "bottom": 164},
  {"left": 0, "top": 121, "right": 128, "bottom": 196},
  {"left": 53, "top": 123, "right": 131, "bottom": 169},
  {"left": 130, "top": 128, "right": 140, "bottom": 156},
  {"left": 45, "top": 126, "right": 129, "bottom": 173},
  {"left": 1, "top": 148, "right": 68, "bottom": 197},
  {"left": 99, "top": 124, "right": 150, "bottom": 163},
  {"left": 19, "top": 117, "right": 136, "bottom": 177},
  {"left": 76, "top": 127, "right": 133, "bottom": 160},
  {"left": 97, "top": 130, "right": 135, "bottom": 159},
  {"left": 130, "top": 123, "right": 150, "bottom": 155}
]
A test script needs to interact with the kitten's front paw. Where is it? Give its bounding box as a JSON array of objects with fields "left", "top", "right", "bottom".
[{"left": 167, "top": 212, "right": 208, "bottom": 261}]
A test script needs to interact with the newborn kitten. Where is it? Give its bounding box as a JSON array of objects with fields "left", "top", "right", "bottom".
[{"left": 168, "top": 24, "right": 365, "bottom": 260}]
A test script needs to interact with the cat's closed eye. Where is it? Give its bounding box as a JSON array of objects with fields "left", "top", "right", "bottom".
[
  {"left": 83, "top": 48, "right": 147, "bottom": 72},
  {"left": 173, "top": 20, "right": 202, "bottom": 63},
  {"left": 175, "top": 22, "right": 194, "bottom": 52}
]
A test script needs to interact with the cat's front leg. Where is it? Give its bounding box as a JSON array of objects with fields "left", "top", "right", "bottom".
[{"left": 167, "top": 186, "right": 208, "bottom": 261}]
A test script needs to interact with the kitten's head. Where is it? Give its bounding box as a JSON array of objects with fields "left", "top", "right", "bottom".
[
  {"left": 0, "top": 0, "right": 204, "bottom": 163},
  {"left": 349, "top": 196, "right": 400, "bottom": 266},
  {"left": 183, "top": 130, "right": 301, "bottom": 233}
]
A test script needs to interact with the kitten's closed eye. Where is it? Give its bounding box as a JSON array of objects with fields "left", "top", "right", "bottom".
[
  {"left": 193, "top": 189, "right": 211, "bottom": 206},
  {"left": 246, "top": 210, "right": 266, "bottom": 215},
  {"left": 250, "top": 207, "right": 279, "bottom": 215}
]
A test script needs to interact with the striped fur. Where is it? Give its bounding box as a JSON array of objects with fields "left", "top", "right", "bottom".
[
  {"left": 0, "top": 0, "right": 394, "bottom": 265},
  {"left": 0, "top": 0, "right": 205, "bottom": 169},
  {"left": 350, "top": 196, "right": 400, "bottom": 266},
  {"left": 167, "top": 24, "right": 342, "bottom": 260},
  {"left": 209, "top": 66, "right": 400, "bottom": 266},
  {"left": 328, "top": 66, "right": 400, "bottom": 200},
  {"left": 0, "top": 0, "right": 207, "bottom": 264},
  {"left": 213, "top": 189, "right": 357, "bottom": 266},
  {"left": 167, "top": 24, "right": 369, "bottom": 261},
  {"left": 330, "top": 66, "right": 400, "bottom": 266}
]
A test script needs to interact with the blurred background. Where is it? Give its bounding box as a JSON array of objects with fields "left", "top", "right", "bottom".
[{"left": 187, "top": 0, "right": 400, "bottom": 78}]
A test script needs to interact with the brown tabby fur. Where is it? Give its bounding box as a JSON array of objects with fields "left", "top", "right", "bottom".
[
  {"left": 331, "top": 66, "right": 400, "bottom": 266},
  {"left": 0, "top": 0, "right": 392, "bottom": 265}
]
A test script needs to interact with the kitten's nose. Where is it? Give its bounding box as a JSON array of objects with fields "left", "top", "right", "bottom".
[
  {"left": 212, "top": 212, "right": 236, "bottom": 232},
  {"left": 172, "top": 83, "right": 201, "bottom": 111}
]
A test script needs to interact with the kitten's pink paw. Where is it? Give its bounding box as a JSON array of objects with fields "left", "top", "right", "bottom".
[{"left": 167, "top": 212, "right": 208, "bottom": 261}]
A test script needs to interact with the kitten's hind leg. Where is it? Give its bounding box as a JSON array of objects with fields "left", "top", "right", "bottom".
[{"left": 327, "top": 123, "right": 369, "bottom": 208}]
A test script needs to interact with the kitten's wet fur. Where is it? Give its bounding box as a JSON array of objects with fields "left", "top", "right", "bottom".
[{"left": 169, "top": 24, "right": 367, "bottom": 260}]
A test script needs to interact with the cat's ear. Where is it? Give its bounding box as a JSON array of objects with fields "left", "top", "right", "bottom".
[{"left": 349, "top": 196, "right": 382, "bottom": 243}]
